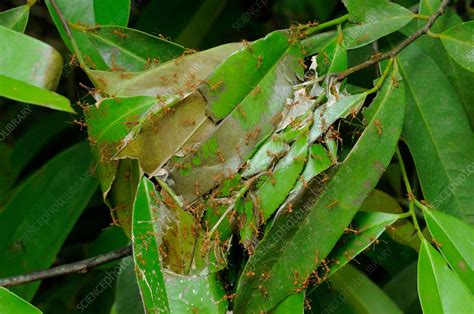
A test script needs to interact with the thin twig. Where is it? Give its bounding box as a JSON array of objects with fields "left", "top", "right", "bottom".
[
  {"left": 396, "top": 147, "right": 425, "bottom": 241},
  {"left": 337, "top": 0, "right": 450, "bottom": 80},
  {"left": 0, "top": 246, "right": 132, "bottom": 287}
]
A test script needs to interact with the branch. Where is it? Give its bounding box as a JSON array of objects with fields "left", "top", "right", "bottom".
[
  {"left": 337, "top": 0, "right": 450, "bottom": 80},
  {"left": 0, "top": 246, "right": 132, "bottom": 287}
]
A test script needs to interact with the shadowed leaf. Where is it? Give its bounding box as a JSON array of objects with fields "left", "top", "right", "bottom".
[
  {"left": 397, "top": 43, "right": 474, "bottom": 223},
  {"left": 0, "top": 142, "right": 98, "bottom": 300}
]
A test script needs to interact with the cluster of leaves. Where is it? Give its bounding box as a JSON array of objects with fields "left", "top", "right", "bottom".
[{"left": 0, "top": 0, "right": 473, "bottom": 313}]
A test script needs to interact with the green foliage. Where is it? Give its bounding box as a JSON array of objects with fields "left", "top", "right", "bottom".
[
  {"left": 0, "top": 0, "right": 472, "bottom": 313},
  {"left": 0, "top": 287, "right": 41, "bottom": 314},
  {"left": 0, "top": 4, "right": 30, "bottom": 32}
]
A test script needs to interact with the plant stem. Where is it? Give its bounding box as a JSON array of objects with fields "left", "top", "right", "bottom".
[
  {"left": 412, "top": 13, "right": 430, "bottom": 20},
  {"left": 414, "top": 198, "right": 431, "bottom": 211},
  {"left": 208, "top": 176, "right": 258, "bottom": 237},
  {"left": 336, "top": 0, "right": 450, "bottom": 81},
  {"left": 398, "top": 211, "right": 412, "bottom": 219},
  {"left": 396, "top": 146, "right": 425, "bottom": 241},
  {"left": 0, "top": 246, "right": 132, "bottom": 287},
  {"left": 427, "top": 30, "right": 442, "bottom": 38},
  {"left": 48, "top": 0, "right": 87, "bottom": 68},
  {"left": 366, "top": 57, "right": 394, "bottom": 95},
  {"left": 305, "top": 14, "right": 350, "bottom": 36}
]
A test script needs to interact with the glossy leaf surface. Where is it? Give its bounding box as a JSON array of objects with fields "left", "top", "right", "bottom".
[
  {"left": 0, "top": 75, "right": 74, "bottom": 113},
  {"left": 0, "top": 26, "right": 63, "bottom": 90},
  {"left": 440, "top": 21, "right": 474, "bottom": 72},
  {"left": 418, "top": 240, "right": 474, "bottom": 313},
  {"left": 132, "top": 178, "right": 170, "bottom": 313},
  {"left": 423, "top": 208, "right": 474, "bottom": 292},
  {"left": 0, "top": 287, "right": 41, "bottom": 314},
  {"left": 342, "top": 0, "right": 413, "bottom": 49}
]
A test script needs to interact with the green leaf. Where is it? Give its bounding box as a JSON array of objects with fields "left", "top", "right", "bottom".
[
  {"left": 175, "top": 0, "right": 226, "bottom": 48},
  {"left": 108, "top": 159, "right": 140, "bottom": 237},
  {"left": 130, "top": 175, "right": 199, "bottom": 275},
  {"left": 168, "top": 31, "right": 304, "bottom": 202},
  {"left": 440, "top": 21, "right": 474, "bottom": 73},
  {"left": 81, "top": 25, "right": 184, "bottom": 72},
  {"left": 397, "top": 43, "right": 474, "bottom": 223},
  {"left": 86, "top": 227, "right": 128, "bottom": 270},
  {"left": 113, "top": 254, "right": 225, "bottom": 313},
  {"left": 322, "top": 211, "right": 400, "bottom": 278},
  {"left": 0, "top": 142, "right": 98, "bottom": 300},
  {"left": 0, "top": 26, "right": 63, "bottom": 90},
  {"left": 418, "top": 239, "right": 474, "bottom": 313},
  {"left": 241, "top": 140, "right": 289, "bottom": 178},
  {"left": 329, "top": 264, "right": 402, "bottom": 313},
  {"left": 0, "top": 112, "right": 72, "bottom": 202},
  {"left": 234, "top": 65, "right": 405, "bottom": 312},
  {"left": 85, "top": 96, "right": 160, "bottom": 150},
  {"left": 310, "top": 0, "right": 338, "bottom": 22},
  {"left": 316, "top": 31, "right": 347, "bottom": 75},
  {"left": 301, "top": 31, "right": 336, "bottom": 57},
  {"left": 87, "top": 46, "right": 240, "bottom": 176},
  {"left": 132, "top": 177, "right": 170, "bottom": 313},
  {"left": 91, "top": 42, "right": 242, "bottom": 96},
  {"left": 402, "top": 3, "right": 474, "bottom": 128},
  {"left": 423, "top": 208, "right": 474, "bottom": 292},
  {"left": 0, "top": 287, "right": 41, "bottom": 314},
  {"left": 290, "top": 144, "right": 333, "bottom": 193},
  {"left": 114, "top": 260, "right": 145, "bottom": 314},
  {"left": 360, "top": 189, "right": 420, "bottom": 251},
  {"left": 270, "top": 291, "right": 305, "bottom": 314},
  {"left": 116, "top": 93, "right": 214, "bottom": 176},
  {"left": 164, "top": 272, "right": 227, "bottom": 314},
  {"left": 383, "top": 262, "right": 420, "bottom": 312},
  {"left": 45, "top": 0, "right": 130, "bottom": 70},
  {"left": 0, "top": 75, "right": 74, "bottom": 113},
  {"left": 342, "top": 0, "right": 414, "bottom": 49},
  {"left": 203, "top": 30, "right": 303, "bottom": 120},
  {"left": 85, "top": 96, "right": 159, "bottom": 196},
  {"left": 0, "top": 5, "right": 30, "bottom": 32},
  {"left": 240, "top": 135, "right": 309, "bottom": 245}
]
